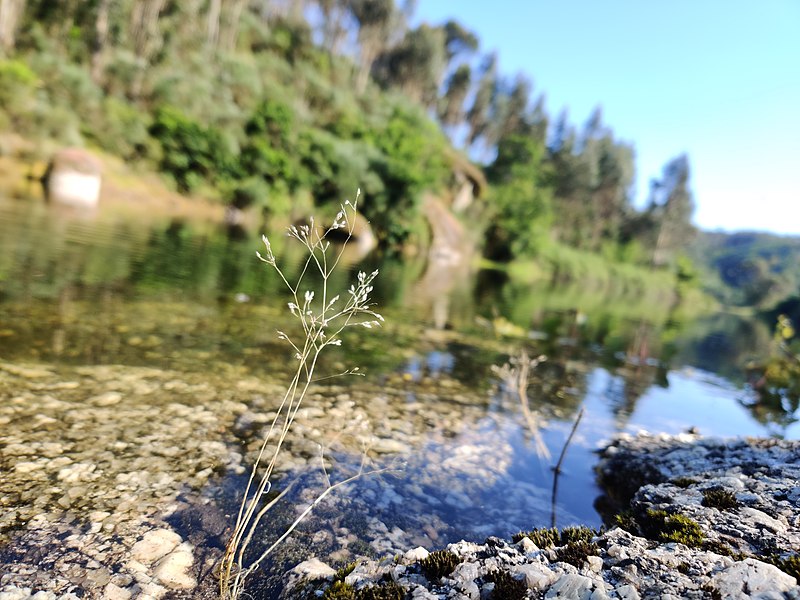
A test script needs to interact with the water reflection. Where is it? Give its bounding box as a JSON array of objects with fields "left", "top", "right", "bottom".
[{"left": 1, "top": 193, "right": 798, "bottom": 544}]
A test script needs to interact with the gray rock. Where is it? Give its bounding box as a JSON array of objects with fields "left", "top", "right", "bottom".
[
  {"left": 708, "top": 558, "right": 797, "bottom": 599},
  {"left": 545, "top": 574, "right": 598, "bottom": 599}
]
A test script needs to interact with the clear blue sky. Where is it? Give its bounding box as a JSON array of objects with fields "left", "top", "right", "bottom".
[{"left": 414, "top": 0, "right": 800, "bottom": 235}]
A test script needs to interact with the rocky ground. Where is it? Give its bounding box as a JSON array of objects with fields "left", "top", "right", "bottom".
[
  {"left": 4, "top": 356, "right": 800, "bottom": 600},
  {"left": 0, "top": 356, "right": 561, "bottom": 599},
  {"left": 287, "top": 432, "right": 800, "bottom": 599}
]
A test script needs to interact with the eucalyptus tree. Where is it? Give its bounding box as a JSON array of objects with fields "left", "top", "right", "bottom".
[
  {"left": 465, "top": 52, "right": 497, "bottom": 149},
  {"left": 650, "top": 153, "right": 695, "bottom": 266},
  {"left": 0, "top": 0, "right": 25, "bottom": 54},
  {"left": 348, "top": 0, "right": 395, "bottom": 93},
  {"left": 373, "top": 23, "right": 447, "bottom": 108},
  {"left": 438, "top": 63, "right": 470, "bottom": 127}
]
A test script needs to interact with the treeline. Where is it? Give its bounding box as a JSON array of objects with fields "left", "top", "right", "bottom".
[
  {"left": 689, "top": 231, "right": 800, "bottom": 310},
  {"left": 0, "top": 0, "right": 694, "bottom": 269}
]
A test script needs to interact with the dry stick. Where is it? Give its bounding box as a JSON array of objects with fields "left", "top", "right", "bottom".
[
  {"left": 550, "top": 407, "right": 585, "bottom": 528},
  {"left": 515, "top": 352, "right": 550, "bottom": 461}
]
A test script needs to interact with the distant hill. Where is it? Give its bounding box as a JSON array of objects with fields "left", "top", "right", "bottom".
[{"left": 689, "top": 230, "right": 800, "bottom": 311}]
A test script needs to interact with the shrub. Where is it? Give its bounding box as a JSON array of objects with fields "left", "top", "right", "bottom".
[
  {"left": 0, "top": 60, "right": 38, "bottom": 113},
  {"left": 149, "top": 106, "right": 236, "bottom": 192}
]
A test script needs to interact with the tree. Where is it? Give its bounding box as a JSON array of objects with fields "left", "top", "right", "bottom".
[
  {"left": 438, "top": 63, "right": 470, "bottom": 127},
  {"left": 0, "top": 0, "right": 25, "bottom": 54},
  {"left": 348, "top": 0, "right": 395, "bottom": 93},
  {"left": 650, "top": 154, "right": 696, "bottom": 266},
  {"left": 485, "top": 134, "right": 554, "bottom": 259},
  {"left": 442, "top": 19, "right": 477, "bottom": 62},
  {"left": 373, "top": 23, "right": 446, "bottom": 107},
  {"left": 317, "top": 0, "right": 349, "bottom": 55},
  {"left": 466, "top": 52, "right": 496, "bottom": 148}
]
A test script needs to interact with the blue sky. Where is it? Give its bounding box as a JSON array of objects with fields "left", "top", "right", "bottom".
[{"left": 414, "top": 1, "right": 800, "bottom": 235}]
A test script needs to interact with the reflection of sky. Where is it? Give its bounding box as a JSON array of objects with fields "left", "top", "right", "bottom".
[{"left": 622, "top": 368, "right": 799, "bottom": 439}]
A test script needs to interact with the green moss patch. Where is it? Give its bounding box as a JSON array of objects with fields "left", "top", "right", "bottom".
[
  {"left": 486, "top": 570, "right": 528, "bottom": 600},
  {"left": 418, "top": 549, "right": 461, "bottom": 580},
  {"left": 702, "top": 489, "right": 739, "bottom": 511}
]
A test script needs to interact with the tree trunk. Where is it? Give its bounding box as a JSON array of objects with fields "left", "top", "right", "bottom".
[
  {"left": 131, "top": 0, "right": 166, "bottom": 60},
  {"left": 206, "top": 0, "right": 221, "bottom": 47},
  {"left": 220, "top": 0, "right": 246, "bottom": 52},
  {"left": 90, "top": 0, "right": 112, "bottom": 84},
  {"left": 0, "top": 0, "right": 25, "bottom": 54}
]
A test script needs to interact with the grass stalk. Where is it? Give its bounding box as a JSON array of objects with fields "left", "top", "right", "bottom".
[{"left": 219, "top": 191, "right": 384, "bottom": 599}]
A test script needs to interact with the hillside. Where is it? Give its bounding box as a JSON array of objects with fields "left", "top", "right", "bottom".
[
  {"left": 0, "top": 0, "right": 714, "bottom": 293},
  {"left": 689, "top": 230, "right": 800, "bottom": 311}
]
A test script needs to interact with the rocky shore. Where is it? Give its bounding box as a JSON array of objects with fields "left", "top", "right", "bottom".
[
  {"left": 288, "top": 432, "right": 800, "bottom": 599},
  {"left": 3, "top": 356, "right": 800, "bottom": 599}
]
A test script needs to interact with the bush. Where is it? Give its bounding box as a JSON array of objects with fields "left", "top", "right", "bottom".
[
  {"left": 90, "top": 97, "right": 152, "bottom": 160},
  {"left": 0, "top": 60, "right": 38, "bottom": 112},
  {"left": 148, "top": 105, "right": 236, "bottom": 192}
]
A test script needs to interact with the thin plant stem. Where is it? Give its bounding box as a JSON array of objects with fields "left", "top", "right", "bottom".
[{"left": 220, "top": 191, "right": 385, "bottom": 600}]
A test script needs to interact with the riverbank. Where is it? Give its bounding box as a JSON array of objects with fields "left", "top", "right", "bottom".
[{"left": 288, "top": 432, "right": 800, "bottom": 599}]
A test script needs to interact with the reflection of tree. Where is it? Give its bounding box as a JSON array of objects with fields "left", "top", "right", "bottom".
[{"left": 674, "top": 314, "right": 771, "bottom": 384}]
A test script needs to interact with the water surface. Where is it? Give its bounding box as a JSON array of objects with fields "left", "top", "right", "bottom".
[{"left": 1, "top": 193, "right": 795, "bottom": 576}]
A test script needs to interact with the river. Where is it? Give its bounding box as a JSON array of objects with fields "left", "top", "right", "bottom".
[{"left": 0, "top": 191, "right": 796, "bottom": 595}]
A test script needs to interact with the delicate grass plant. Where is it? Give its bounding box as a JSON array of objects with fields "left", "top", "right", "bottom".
[{"left": 219, "top": 190, "right": 385, "bottom": 599}]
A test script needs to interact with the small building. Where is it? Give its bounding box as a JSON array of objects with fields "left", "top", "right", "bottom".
[{"left": 43, "top": 148, "right": 103, "bottom": 207}]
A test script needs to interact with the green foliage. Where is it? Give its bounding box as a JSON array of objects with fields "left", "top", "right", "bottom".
[
  {"left": 323, "top": 580, "right": 356, "bottom": 600},
  {"left": 560, "top": 526, "right": 599, "bottom": 545},
  {"left": 752, "top": 315, "right": 800, "bottom": 413},
  {"left": 688, "top": 231, "right": 800, "bottom": 309},
  {"left": 149, "top": 106, "right": 236, "bottom": 192},
  {"left": 613, "top": 510, "right": 639, "bottom": 534},
  {"left": 418, "top": 550, "right": 461, "bottom": 580},
  {"left": 334, "top": 562, "right": 357, "bottom": 583},
  {"left": 701, "top": 489, "right": 739, "bottom": 511},
  {"left": 485, "top": 570, "right": 527, "bottom": 600},
  {"left": 0, "top": 59, "right": 38, "bottom": 113},
  {"left": 485, "top": 134, "right": 553, "bottom": 260},
  {"left": 90, "top": 97, "right": 152, "bottom": 160}
]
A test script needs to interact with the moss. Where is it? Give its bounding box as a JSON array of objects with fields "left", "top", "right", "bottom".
[
  {"left": 356, "top": 582, "right": 406, "bottom": 600},
  {"left": 702, "top": 489, "right": 738, "bottom": 511},
  {"left": 613, "top": 510, "right": 639, "bottom": 534},
  {"left": 486, "top": 570, "right": 527, "bottom": 600},
  {"left": 555, "top": 540, "right": 601, "bottom": 568},
  {"left": 642, "top": 509, "right": 704, "bottom": 548},
  {"left": 418, "top": 549, "right": 461, "bottom": 580},
  {"left": 324, "top": 581, "right": 407, "bottom": 600},
  {"left": 333, "top": 562, "right": 357, "bottom": 583},
  {"left": 702, "top": 539, "right": 735, "bottom": 557},
  {"left": 560, "top": 526, "right": 599, "bottom": 544},
  {"left": 511, "top": 527, "right": 559, "bottom": 548},
  {"left": 323, "top": 580, "right": 357, "bottom": 600},
  {"left": 671, "top": 477, "right": 698, "bottom": 488}
]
